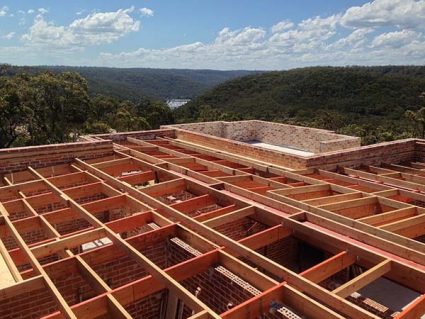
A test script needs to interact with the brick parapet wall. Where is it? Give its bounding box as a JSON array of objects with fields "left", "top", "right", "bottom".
[
  {"left": 166, "top": 120, "right": 360, "bottom": 153},
  {"left": 174, "top": 129, "right": 308, "bottom": 169},
  {"left": 0, "top": 140, "right": 113, "bottom": 174},
  {"left": 172, "top": 128, "right": 421, "bottom": 170},
  {"left": 305, "top": 139, "right": 418, "bottom": 170},
  {"left": 84, "top": 128, "right": 175, "bottom": 142},
  {"left": 413, "top": 141, "right": 425, "bottom": 162}
]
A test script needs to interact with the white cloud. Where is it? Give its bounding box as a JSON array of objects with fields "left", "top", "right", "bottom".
[
  {"left": 271, "top": 20, "right": 294, "bottom": 33},
  {"left": 38, "top": 8, "right": 49, "bottom": 15},
  {"left": 2, "top": 32, "right": 15, "bottom": 39},
  {"left": 215, "top": 27, "right": 266, "bottom": 46},
  {"left": 76, "top": 10, "right": 85, "bottom": 16},
  {"left": 22, "top": 7, "right": 140, "bottom": 47},
  {"left": 371, "top": 30, "right": 421, "bottom": 48},
  {"left": 99, "top": 5, "right": 425, "bottom": 70},
  {"left": 4, "top": 1, "right": 425, "bottom": 69},
  {"left": 268, "top": 15, "right": 339, "bottom": 54},
  {"left": 27, "top": 9, "right": 35, "bottom": 14},
  {"left": 0, "top": 6, "right": 8, "bottom": 16},
  {"left": 140, "top": 7, "right": 154, "bottom": 17},
  {"left": 341, "top": 0, "right": 425, "bottom": 29},
  {"left": 328, "top": 28, "right": 373, "bottom": 50}
]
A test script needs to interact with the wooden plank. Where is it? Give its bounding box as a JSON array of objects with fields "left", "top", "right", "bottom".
[
  {"left": 333, "top": 260, "right": 391, "bottom": 298},
  {"left": 358, "top": 207, "right": 417, "bottom": 227},
  {"left": 31, "top": 165, "right": 219, "bottom": 318},
  {"left": 194, "top": 204, "right": 237, "bottom": 222},
  {"left": 170, "top": 194, "right": 217, "bottom": 214},
  {"left": 0, "top": 238, "right": 22, "bottom": 283},
  {"left": 76, "top": 158, "right": 379, "bottom": 319},
  {"left": 395, "top": 294, "right": 425, "bottom": 319},
  {"left": 105, "top": 211, "right": 153, "bottom": 234},
  {"left": 203, "top": 206, "right": 255, "bottom": 228},
  {"left": 1, "top": 214, "right": 77, "bottom": 318},
  {"left": 237, "top": 225, "right": 292, "bottom": 251},
  {"left": 300, "top": 251, "right": 356, "bottom": 283}
]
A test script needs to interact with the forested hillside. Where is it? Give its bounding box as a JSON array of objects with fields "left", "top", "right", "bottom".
[
  {"left": 174, "top": 66, "right": 425, "bottom": 144},
  {"left": 0, "top": 64, "right": 256, "bottom": 100},
  {"left": 0, "top": 71, "right": 173, "bottom": 148},
  {"left": 3, "top": 65, "right": 425, "bottom": 148}
]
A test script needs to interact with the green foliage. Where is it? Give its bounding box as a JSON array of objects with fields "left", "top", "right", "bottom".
[
  {"left": 0, "top": 64, "right": 257, "bottom": 100},
  {"left": 0, "top": 71, "right": 174, "bottom": 148},
  {"left": 175, "top": 66, "right": 425, "bottom": 145},
  {"left": 404, "top": 92, "right": 425, "bottom": 138},
  {"left": 137, "top": 97, "right": 174, "bottom": 128}
]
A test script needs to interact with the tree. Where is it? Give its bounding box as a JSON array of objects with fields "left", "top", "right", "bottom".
[
  {"left": 137, "top": 99, "right": 174, "bottom": 128},
  {"left": 405, "top": 107, "right": 425, "bottom": 138},
  {"left": 0, "top": 89, "right": 31, "bottom": 147},
  {"left": 29, "top": 72, "right": 90, "bottom": 143}
]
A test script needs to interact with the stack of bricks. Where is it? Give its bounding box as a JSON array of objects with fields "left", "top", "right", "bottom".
[{"left": 348, "top": 293, "right": 398, "bottom": 319}]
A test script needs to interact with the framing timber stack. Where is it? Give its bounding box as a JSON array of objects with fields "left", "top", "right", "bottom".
[{"left": 0, "top": 124, "right": 425, "bottom": 319}]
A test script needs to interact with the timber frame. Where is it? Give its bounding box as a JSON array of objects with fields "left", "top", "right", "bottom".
[{"left": 0, "top": 126, "right": 425, "bottom": 318}]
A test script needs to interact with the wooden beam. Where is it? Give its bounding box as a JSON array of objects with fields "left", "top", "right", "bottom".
[
  {"left": 76, "top": 158, "right": 378, "bottom": 319},
  {"left": 237, "top": 224, "right": 292, "bottom": 251},
  {"left": 105, "top": 211, "right": 153, "bottom": 234},
  {"left": 333, "top": 259, "right": 391, "bottom": 298},
  {"left": 203, "top": 206, "right": 255, "bottom": 228},
  {"left": 395, "top": 294, "right": 425, "bottom": 319},
  {"left": 0, "top": 208, "right": 77, "bottom": 318},
  {"left": 29, "top": 165, "right": 219, "bottom": 318},
  {"left": 300, "top": 251, "right": 356, "bottom": 283},
  {"left": 358, "top": 207, "right": 418, "bottom": 227},
  {"left": 194, "top": 204, "right": 237, "bottom": 222}
]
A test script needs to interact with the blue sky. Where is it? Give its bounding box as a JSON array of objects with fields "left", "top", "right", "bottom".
[{"left": 0, "top": 0, "right": 424, "bottom": 69}]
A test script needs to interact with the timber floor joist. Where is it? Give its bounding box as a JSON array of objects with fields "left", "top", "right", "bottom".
[{"left": 0, "top": 134, "right": 425, "bottom": 318}]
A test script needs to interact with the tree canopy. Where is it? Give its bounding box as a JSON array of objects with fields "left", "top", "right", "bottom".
[
  {"left": 174, "top": 66, "right": 425, "bottom": 144},
  {"left": 0, "top": 71, "right": 174, "bottom": 148}
]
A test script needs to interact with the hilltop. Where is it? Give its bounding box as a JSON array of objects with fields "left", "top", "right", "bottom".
[
  {"left": 0, "top": 64, "right": 257, "bottom": 100},
  {"left": 174, "top": 66, "right": 425, "bottom": 144}
]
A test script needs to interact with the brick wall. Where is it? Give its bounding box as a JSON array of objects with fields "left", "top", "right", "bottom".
[
  {"left": 52, "top": 272, "right": 97, "bottom": 306},
  {"left": 257, "top": 237, "right": 300, "bottom": 272},
  {"left": 174, "top": 129, "right": 308, "bottom": 169},
  {"left": 73, "top": 193, "right": 108, "bottom": 205},
  {"left": 32, "top": 200, "right": 68, "bottom": 214},
  {"left": 5, "top": 205, "right": 32, "bottom": 221},
  {"left": 131, "top": 236, "right": 200, "bottom": 269},
  {"left": 306, "top": 139, "right": 418, "bottom": 169},
  {"left": 181, "top": 266, "right": 258, "bottom": 314},
  {"left": 167, "top": 120, "right": 360, "bottom": 153},
  {"left": 125, "top": 290, "right": 166, "bottom": 319},
  {"left": 52, "top": 218, "right": 91, "bottom": 236},
  {"left": 90, "top": 254, "right": 149, "bottom": 289},
  {"left": 0, "top": 140, "right": 113, "bottom": 174},
  {"left": 0, "top": 288, "right": 59, "bottom": 319},
  {"left": 86, "top": 128, "right": 175, "bottom": 142},
  {"left": 214, "top": 217, "right": 268, "bottom": 241},
  {"left": 20, "top": 228, "right": 49, "bottom": 246}
]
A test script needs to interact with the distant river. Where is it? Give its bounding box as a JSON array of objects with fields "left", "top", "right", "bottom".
[{"left": 166, "top": 99, "right": 191, "bottom": 109}]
